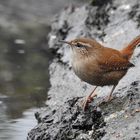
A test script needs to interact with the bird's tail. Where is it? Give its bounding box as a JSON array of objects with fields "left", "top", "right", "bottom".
[{"left": 120, "top": 35, "right": 140, "bottom": 60}]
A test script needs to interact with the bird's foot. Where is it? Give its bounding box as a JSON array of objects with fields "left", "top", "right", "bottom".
[
  {"left": 87, "top": 96, "right": 94, "bottom": 103},
  {"left": 102, "top": 95, "right": 114, "bottom": 103},
  {"left": 131, "top": 109, "right": 140, "bottom": 115},
  {"left": 82, "top": 95, "right": 96, "bottom": 111}
]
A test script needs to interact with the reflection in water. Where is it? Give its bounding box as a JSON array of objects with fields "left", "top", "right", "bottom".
[
  {"left": 0, "top": 105, "right": 37, "bottom": 140},
  {"left": 0, "top": 25, "right": 51, "bottom": 140},
  {"left": 0, "top": 25, "right": 50, "bottom": 119}
]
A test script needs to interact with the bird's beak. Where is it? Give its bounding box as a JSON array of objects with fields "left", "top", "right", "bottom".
[{"left": 59, "top": 40, "right": 72, "bottom": 46}]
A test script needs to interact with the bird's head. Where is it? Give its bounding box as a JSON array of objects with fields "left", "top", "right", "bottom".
[
  {"left": 60, "top": 38, "right": 92, "bottom": 49},
  {"left": 60, "top": 38, "right": 101, "bottom": 51},
  {"left": 59, "top": 38, "right": 102, "bottom": 56}
]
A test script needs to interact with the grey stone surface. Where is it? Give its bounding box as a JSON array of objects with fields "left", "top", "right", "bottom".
[
  {"left": 28, "top": 97, "right": 105, "bottom": 140},
  {"left": 28, "top": 0, "right": 140, "bottom": 139}
]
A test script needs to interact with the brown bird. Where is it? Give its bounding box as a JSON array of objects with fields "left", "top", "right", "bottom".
[{"left": 60, "top": 35, "right": 140, "bottom": 110}]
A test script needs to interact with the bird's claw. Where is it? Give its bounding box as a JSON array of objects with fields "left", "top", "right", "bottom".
[{"left": 82, "top": 96, "right": 95, "bottom": 111}]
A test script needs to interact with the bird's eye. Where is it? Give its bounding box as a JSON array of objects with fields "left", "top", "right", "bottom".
[{"left": 76, "top": 43, "right": 83, "bottom": 48}]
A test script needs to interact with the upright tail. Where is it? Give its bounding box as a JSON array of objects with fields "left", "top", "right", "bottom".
[{"left": 120, "top": 35, "right": 140, "bottom": 60}]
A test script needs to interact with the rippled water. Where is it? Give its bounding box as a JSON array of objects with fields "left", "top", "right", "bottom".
[
  {"left": 0, "top": 0, "right": 88, "bottom": 139},
  {"left": 0, "top": 106, "right": 37, "bottom": 140},
  {"left": 0, "top": 24, "right": 50, "bottom": 140}
]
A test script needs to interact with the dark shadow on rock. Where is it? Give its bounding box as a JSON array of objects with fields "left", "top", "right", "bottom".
[
  {"left": 129, "top": 4, "right": 140, "bottom": 27},
  {"left": 90, "top": 0, "right": 112, "bottom": 7},
  {"left": 27, "top": 97, "right": 106, "bottom": 140},
  {"left": 86, "top": 0, "right": 115, "bottom": 39}
]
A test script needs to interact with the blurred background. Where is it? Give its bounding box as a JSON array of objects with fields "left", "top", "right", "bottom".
[{"left": 0, "top": 0, "right": 88, "bottom": 139}]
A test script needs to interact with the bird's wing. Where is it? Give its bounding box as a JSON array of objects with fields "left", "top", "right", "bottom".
[{"left": 98, "top": 48, "right": 134, "bottom": 72}]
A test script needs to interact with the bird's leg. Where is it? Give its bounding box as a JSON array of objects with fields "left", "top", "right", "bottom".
[
  {"left": 131, "top": 109, "right": 140, "bottom": 115},
  {"left": 105, "top": 85, "right": 117, "bottom": 102},
  {"left": 82, "top": 86, "right": 98, "bottom": 111}
]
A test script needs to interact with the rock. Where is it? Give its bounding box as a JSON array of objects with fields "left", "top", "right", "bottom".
[
  {"left": 99, "top": 80, "right": 140, "bottom": 140},
  {"left": 27, "top": 97, "right": 106, "bottom": 140},
  {"left": 28, "top": 0, "right": 140, "bottom": 139}
]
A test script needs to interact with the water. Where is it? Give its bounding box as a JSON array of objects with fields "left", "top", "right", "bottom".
[
  {"left": 0, "top": 0, "right": 88, "bottom": 139},
  {"left": 0, "top": 24, "right": 50, "bottom": 140},
  {"left": 0, "top": 106, "right": 37, "bottom": 140}
]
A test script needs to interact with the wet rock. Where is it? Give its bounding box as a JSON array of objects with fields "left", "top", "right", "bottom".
[
  {"left": 129, "top": 4, "right": 140, "bottom": 27},
  {"left": 28, "top": 0, "right": 140, "bottom": 139},
  {"left": 27, "top": 97, "right": 106, "bottom": 140},
  {"left": 100, "top": 80, "right": 140, "bottom": 140}
]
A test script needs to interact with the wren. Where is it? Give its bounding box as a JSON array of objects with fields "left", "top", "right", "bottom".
[{"left": 60, "top": 35, "right": 140, "bottom": 110}]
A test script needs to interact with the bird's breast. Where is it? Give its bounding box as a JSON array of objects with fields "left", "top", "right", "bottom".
[
  {"left": 71, "top": 56, "right": 101, "bottom": 85},
  {"left": 71, "top": 56, "right": 127, "bottom": 86}
]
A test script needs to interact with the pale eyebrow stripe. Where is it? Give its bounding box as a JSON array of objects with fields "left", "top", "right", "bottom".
[{"left": 80, "top": 42, "right": 91, "bottom": 47}]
